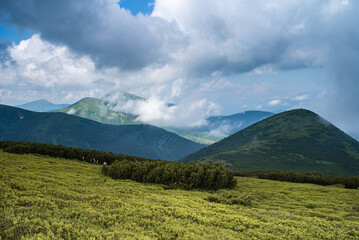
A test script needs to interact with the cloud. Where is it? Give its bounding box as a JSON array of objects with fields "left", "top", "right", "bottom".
[
  {"left": 0, "top": 35, "right": 114, "bottom": 104},
  {"left": 103, "top": 93, "right": 220, "bottom": 127},
  {"left": 268, "top": 99, "right": 281, "bottom": 106},
  {"left": 0, "top": 0, "right": 347, "bottom": 78},
  {"left": 0, "top": 41, "right": 13, "bottom": 65},
  {"left": 293, "top": 94, "right": 309, "bottom": 101},
  {"left": 0, "top": 0, "right": 187, "bottom": 70},
  {"left": 256, "top": 104, "right": 263, "bottom": 110},
  {"left": 67, "top": 108, "right": 76, "bottom": 115},
  {"left": 321, "top": 1, "right": 359, "bottom": 134},
  {"left": 152, "top": 0, "right": 331, "bottom": 77},
  {"left": 0, "top": 0, "right": 359, "bottom": 136}
]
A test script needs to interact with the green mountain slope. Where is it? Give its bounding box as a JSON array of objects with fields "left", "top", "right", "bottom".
[
  {"left": 182, "top": 109, "right": 359, "bottom": 176},
  {"left": 0, "top": 104, "right": 204, "bottom": 160},
  {"left": 58, "top": 97, "right": 139, "bottom": 125},
  {"left": 16, "top": 99, "right": 69, "bottom": 112}
]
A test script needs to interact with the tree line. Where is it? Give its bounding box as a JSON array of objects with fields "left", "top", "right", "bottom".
[
  {"left": 102, "top": 160, "right": 236, "bottom": 190},
  {"left": 0, "top": 140, "right": 148, "bottom": 164},
  {"left": 235, "top": 170, "right": 359, "bottom": 189},
  {"left": 0, "top": 141, "right": 236, "bottom": 190}
]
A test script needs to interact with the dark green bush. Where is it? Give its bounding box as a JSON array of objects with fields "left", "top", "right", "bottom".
[
  {"left": 235, "top": 170, "right": 359, "bottom": 189},
  {"left": 0, "top": 141, "right": 237, "bottom": 190},
  {"left": 103, "top": 160, "right": 236, "bottom": 190},
  {"left": 0, "top": 140, "right": 148, "bottom": 164}
]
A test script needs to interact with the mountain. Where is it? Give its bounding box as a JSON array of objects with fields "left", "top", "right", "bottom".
[
  {"left": 16, "top": 99, "right": 70, "bottom": 112},
  {"left": 0, "top": 104, "right": 204, "bottom": 160},
  {"left": 182, "top": 109, "right": 359, "bottom": 176},
  {"left": 57, "top": 94, "right": 274, "bottom": 144},
  {"left": 167, "top": 111, "right": 274, "bottom": 144},
  {"left": 58, "top": 97, "right": 140, "bottom": 125}
]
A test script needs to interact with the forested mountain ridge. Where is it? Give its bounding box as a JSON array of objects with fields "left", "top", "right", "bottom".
[{"left": 0, "top": 104, "right": 204, "bottom": 160}]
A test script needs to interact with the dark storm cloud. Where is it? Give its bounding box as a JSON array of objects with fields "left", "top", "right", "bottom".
[
  {"left": 0, "top": 0, "right": 187, "bottom": 70},
  {"left": 324, "top": 2, "right": 359, "bottom": 133},
  {"left": 0, "top": 40, "right": 13, "bottom": 65}
]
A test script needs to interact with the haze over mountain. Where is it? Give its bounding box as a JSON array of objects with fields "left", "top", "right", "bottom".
[
  {"left": 182, "top": 109, "right": 359, "bottom": 176},
  {"left": 16, "top": 99, "right": 70, "bottom": 112},
  {"left": 58, "top": 97, "right": 140, "bottom": 125},
  {"left": 0, "top": 104, "right": 204, "bottom": 161},
  {"left": 56, "top": 91, "right": 274, "bottom": 144}
]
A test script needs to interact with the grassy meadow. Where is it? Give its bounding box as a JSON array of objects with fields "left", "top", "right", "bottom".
[{"left": 1, "top": 151, "right": 359, "bottom": 239}]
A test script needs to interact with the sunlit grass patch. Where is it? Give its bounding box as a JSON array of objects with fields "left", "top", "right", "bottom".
[{"left": 1, "top": 151, "right": 358, "bottom": 239}]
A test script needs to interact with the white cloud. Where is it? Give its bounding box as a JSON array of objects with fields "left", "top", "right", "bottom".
[
  {"left": 268, "top": 99, "right": 281, "bottom": 106},
  {"left": 0, "top": 35, "right": 114, "bottom": 104},
  {"left": 256, "top": 104, "right": 263, "bottom": 110},
  {"left": 105, "top": 93, "right": 219, "bottom": 127},
  {"left": 67, "top": 108, "right": 76, "bottom": 115},
  {"left": 293, "top": 94, "right": 309, "bottom": 101}
]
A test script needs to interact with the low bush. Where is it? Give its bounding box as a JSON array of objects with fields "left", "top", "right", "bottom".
[
  {"left": 235, "top": 170, "right": 359, "bottom": 189},
  {"left": 0, "top": 140, "right": 148, "bottom": 164},
  {"left": 205, "top": 191, "right": 253, "bottom": 206},
  {"left": 0, "top": 141, "right": 237, "bottom": 190},
  {"left": 102, "top": 160, "right": 236, "bottom": 190}
]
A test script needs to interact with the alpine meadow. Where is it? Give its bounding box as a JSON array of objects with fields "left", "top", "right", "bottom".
[{"left": 1, "top": 0, "right": 359, "bottom": 239}]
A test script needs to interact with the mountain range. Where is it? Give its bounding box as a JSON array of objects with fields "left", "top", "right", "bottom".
[
  {"left": 16, "top": 99, "right": 70, "bottom": 112},
  {"left": 182, "top": 109, "right": 359, "bottom": 176},
  {"left": 53, "top": 91, "right": 274, "bottom": 144},
  {"left": 0, "top": 104, "right": 204, "bottom": 160}
]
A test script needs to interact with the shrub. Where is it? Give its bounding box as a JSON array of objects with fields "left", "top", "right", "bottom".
[
  {"left": 235, "top": 170, "right": 359, "bottom": 189},
  {"left": 103, "top": 160, "right": 237, "bottom": 190},
  {"left": 0, "top": 140, "right": 237, "bottom": 190}
]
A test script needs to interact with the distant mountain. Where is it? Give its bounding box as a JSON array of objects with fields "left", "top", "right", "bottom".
[
  {"left": 0, "top": 104, "right": 204, "bottom": 161},
  {"left": 168, "top": 111, "right": 274, "bottom": 144},
  {"left": 16, "top": 99, "right": 69, "bottom": 112},
  {"left": 102, "top": 90, "right": 144, "bottom": 104},
  {"left": 182, "top": 109, "right": 359, "bottom": 176},
  {"left": 58, "top": 97, "right": 140, "bottom": 125},
  {"left": 57, "top": 93, "right": 273, "bottom": 144}
]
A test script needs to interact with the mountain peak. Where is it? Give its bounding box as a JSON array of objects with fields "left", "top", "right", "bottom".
[
  {"left": 102, "top": 90, "right": 144, "bottom": 102},
  {"left": 16, "top": 99, "right": 69, "bottom": 112},
  {"left": 182, "top": 109, "right": 359, "bottom": 176}
]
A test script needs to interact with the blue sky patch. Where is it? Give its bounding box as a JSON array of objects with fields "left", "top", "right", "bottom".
[{"left": 119, "top": 0, "right": 154, "bottom": 15}]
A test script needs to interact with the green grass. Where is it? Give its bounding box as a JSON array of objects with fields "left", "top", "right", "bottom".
[{"left": 1, "top": 151, "right": 359, "bottom": 239}]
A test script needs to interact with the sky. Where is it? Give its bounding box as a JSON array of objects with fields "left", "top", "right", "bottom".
[{"left": 0, "top": 0, "right": 358, "bottom": 136}]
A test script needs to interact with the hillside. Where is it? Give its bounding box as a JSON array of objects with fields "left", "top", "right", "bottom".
[
  {"left": 16, "top": 99, "right": 69, "bottom": 112},
  {"left": 0, "top": 104, "right": 204, "bottom": 160},
  {"left": 1, "top": 151, "right": 358, "bottom": 239},
  {"left": 182, "top": 109, "right": 359, "bottom": 176},
  {"left": 58, "top": 97, "right": 140, "bottom": 125}
]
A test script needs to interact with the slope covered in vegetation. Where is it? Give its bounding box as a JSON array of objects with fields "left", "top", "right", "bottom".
[
  {"left": 1, "top": 151, "right": 358, "bottom": 239},
  {"left": 182, "top": 109, "right": 359, "bottom": 175},
  {"left": 0, "top": 104, "right": 204, "bottom": 160},
  {"left": 58, "top": 97, "right": 140, "bottom": 125},
  {"left": 0, "top": 141, "right": 235, "bottom": 190}
]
